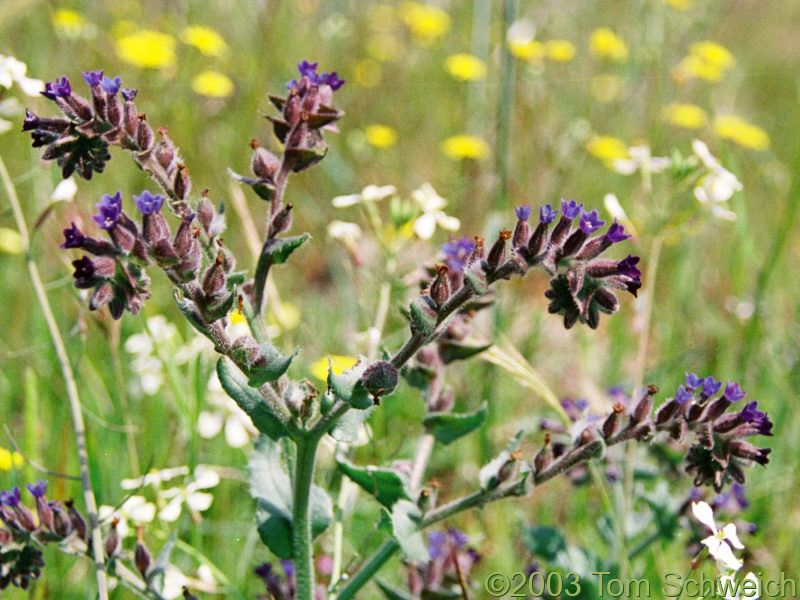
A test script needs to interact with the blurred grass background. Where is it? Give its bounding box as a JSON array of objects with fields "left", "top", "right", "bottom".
[{"left": 1, "top": 0, "right": 799, "bottom": 597}]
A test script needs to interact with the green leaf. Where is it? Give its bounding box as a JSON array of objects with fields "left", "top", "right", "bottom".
[
  {"left": 423, "top": 402, "right": 488, "bottom": 445},
  {"left": 329, "top": 405, "right": 373, "bottom": 443},
  {"left": 376, "top": 579, "right": 415, "bottom": 600},
  {"left": 522, "top": 526, "right": 567, "bottom": 561},
  {"left": 227, "top": 167, "right": 276, "bottom": 201},
  {"left": 253, "top": 233, "right": 311, "bottom": 312},
  {"left": 409, "top": 296, "right": 437, "bottom": 338},
  {"left": 463, "top": 268, "right": 489, "bottom": 295},
  {"left": 247, "top": 344, "right": 297, "bottom": 388},
  {"left": 216, "top": 358, "right": 288, "bottom": 440},
  {"left": 328, "top": 358, "right": 372, "bottom": 409},
  {"left": 336, "top": 455, "right": 412, "bottom": 508},
  {"left": 390, "top": 500, "right": 428, "bottom": 562},
  {"left": 149, "top": 532, "right": 176, "bottom": 591},
  {"left": 439, "top": 340, "right": 492, "bottom": 364},
  {"left": 249, "top": 436, "right": 332, "bottom": 558},
  {"left": 479, "top": 430, "right": 523, "bottom": 490}
]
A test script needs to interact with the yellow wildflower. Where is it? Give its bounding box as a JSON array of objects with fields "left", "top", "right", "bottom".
[
  {"left": 590, "top": 74, "right": 622, "bottom": 103},
  {"left": 52, "top": 9, "right": 96, "bottom": 39},
  {"left": 310, "top": 355, "right": 359, "bottom": 382},
  {"left": 545, "top": 40, "right": 576, "bottom": 62},
  {"left": 673, "top": 41, "right": 734, "bottom": 83},
  {"left": 585, "top": 135, "right": 629, "bottom": 164},
  {"left": 116, "top": 29, "right": 177, "bottom": 69},
  {"left": 365, "top": 125, "right": 398, "bottom": 148},
  {"left": 180, "top": 26, "right": 228, "bottom": 57},
  {"left": 662, "top": 0, "right": 693, "bottom": 9},
  {"left": 0, "top": 447, "right": 24, "bottom": 471},
  {"left": 663, "top": 103, "right": 707, "bottom": 129},
  {"left": 713, "top": 115, "right": 770, "bottom": 150},
  {"left": 0, "top": 228, "right": 23, "bottom": 254},
  {"left": 441, "top": 135, "right": 489, "bottom": 160},
  {"left": 444, "top": 53, "right": 487, "bottom": 81},
  {"left": 191, "top": 70, "right": 234, "bottom": 98},
  {"left": 399, "top": 2, "right": 450, "bottom": 42},
  {"left": 589, "top": 28, "right": 628, "bottom": 62},
  {"left": 507, "top": 20, "right": 543, "bottom": 62}
]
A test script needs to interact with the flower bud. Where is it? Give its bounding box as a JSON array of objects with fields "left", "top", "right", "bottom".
[
  {"left": 65, "top": 93, "right": 93, "bottom": 122},
  {"left": 361, "top": 361, "right": 399, "bottom": 404},
  {"left": 65, "top": 499, "right": 87, "bottom": 542},
  {"left": 136, "top": 115, "right": 154, "bottom": 150},
  {"left": 602, "top": 402, "right": 626, "bottom": 440},
  {"left": 51, "top": 502, "right": 70, "bottom": 538},
  {"left": 632, "top": 385, "right": 657, "bottom": 424},
  {"left": 123, "top": 92, "right": 139, "bottom": 136},
  {"left": 512, "top": 205, "right": 531, "bottom": 248},
  {"left": 135, "top": 526, "right": 152, "bottom": 579},
  {"left": 155, "top": 127, "right": 177, "bottom": 172},
  {"left": 487, "top": 230, "right": 511, "bottom": 271},
  {"left": 174, "top": 163, "right": 191, "bottom": 200},
  {"left": 251, "top": 139, "right": 281, "bottom": 179},
  {"left": 89, "top": 282, "right": 114, "bottom": 310},
  {"left": 104, "top": 518, "right": 120, "bottom": 559},
  {"left": 429, "top": 265, "right": 451, "bottom": 307},
  {"left": 467, "top": 236, "right": 485, "bottom": 266},
  {"left": 269, "top": 203, "right": 293, "bottom": 237},
  {"left": 202, "top": 253, "right": 227, "bottom": 295},
  {"left": 533, "top": 434, "right": 553, "bottom": 474}
]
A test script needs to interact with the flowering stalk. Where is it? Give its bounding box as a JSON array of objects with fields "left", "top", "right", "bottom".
[{"left": 0, "top": 155, "right": 109, "bottom": 600}]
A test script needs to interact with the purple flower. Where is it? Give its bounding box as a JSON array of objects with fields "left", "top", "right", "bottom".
[
  {"left": 61, "top": 222, "right": 85, "bottom": 249},
  {"left": 723, "top": 381, "right": 746, "bottom": 402},
  {"left": 71, "top": 256, "right": 96, "bottom": 288},
  {"left": 539, "top": 204, "right": 558, "bottom": 224},
  {"left": 93, "top": 191, "right": 123, "bottom": 230},
  {"left": 428, "top": 530, "right": 447, "bottom": 558},
  {"left": 606, "top": 219, "right": 631, "bottom": 243},
  {"left": 121, "top": 88, "right": 138, "bottom": 101},
  {"left": 26, "top": 481, "right": 47, "bottom": 499},
  {"left": 280, "top": 560, "right": 295, "bottom": 577},
  {"left": 133, "top": 190, "right": 165, "bottom": 215},
  {"left": 616, "top": 255, "right": 640, "bottom": 279},
  {"left": 675, "top": 385, "right": 693, "bottom": 404},
  {"left": 561, "top": 199, "right": 583, "bottom": 220},
  {"left": 701, "top": 376, "right": 722, "bottom": 397},
  {"left": 42, "top": 76, "right": 72, "bottom": 100},
  {"left": 731, "top": 483, "right": 749, "bottom": 509},
  {"left": 298, "top": 60, "right": 319, "bottom": 79},
  {"left": 320, "top": 71, "right": 345, "bottom": 90},
  {"left": 740, "top": 401, "right": 773, "bottom": 436},
  {"left": 448, "top": 528, "right": 468, "bottom": 547},
  {"left": 101, "top": 75, "right": 122, "bottom": 95},
  {"left": 441, "top": 237, "right": 475, "bottom": 273},
  {"left": 685, "top": 373, "right": 705, "bottom": 391},
  {"left": 515, "top": 204, "right": 531, "bottom": 220},
  {"left": 0, "top": 486, "right": 20, "bottom": 507},
  {"left": 82, "top": 70, "right": 104, "bottom": 87},
  {"left": 22, "top": 109, "right": 40, "bottom": 131},
  {"left": 579, "top": 209, "right": 605, "bottom": 234}
]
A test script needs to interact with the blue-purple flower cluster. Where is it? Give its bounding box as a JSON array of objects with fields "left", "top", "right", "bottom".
[{"left": 286, "top": 60, "right": 345, "bottom": 92}]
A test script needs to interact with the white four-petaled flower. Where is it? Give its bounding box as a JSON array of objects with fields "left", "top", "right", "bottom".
[
  {"left": 691, "top": 500, "right": 745, "bottom": 571},
  {"left": 411, "top": 183, "right": 460, "bottom": 239}
]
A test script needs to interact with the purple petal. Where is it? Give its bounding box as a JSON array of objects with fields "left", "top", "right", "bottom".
[
  {"left": 579, "top": 209, "right": 605, "bottom": 234},
  {"left": 561, "top": 199, "right": 583, "bottom": 220},
  {"left": 82, "top": 70, "right": 104, "bottom": 87},
  {"left": 101, "top": 75, "right": 122, "bottom": 95},
  {"left": 515, "top": 204, "right": 531, "bottom": 220},
  {"left": 539, "top": 204, "right": 558, "bottom": 224},
  {"left": 26, "top": 480, "right": 47, "bottom": 499},
  {"left": 606, "top": 219, "right": 631, "bottom": 243}
]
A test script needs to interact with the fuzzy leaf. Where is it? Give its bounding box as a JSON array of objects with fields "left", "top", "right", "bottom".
[
  {"left": 479, "top": 430, "right": 523, "bottom": 490},
  {"left": 439, "top": 340, "right": 492, "bottom": 364},
  {"left": 409, "top": 296, "right": 437, "bottom": 338},
  {"left": 249, "top": 436, "right": 332, "bottom": 558},
  {"left": 253, "top": 233, "right": 311, "bottom": 312},
  {"left": 328, "top": 358, "right": 372, "bottom": 409},
  {"left": 217, "top": 358, "right": 288, "bottom": 440},
  {"left": 227, "top": 167, "right": 276, "bottom": 201},
  {"left": 336, "top": 455, "right": 412, "bottom": 508},
  {"left": 423, "top": 402, "right": 488, "bottom": 445},
  {"left": 463, "top": 268, "right": 489, "bottom": 295},
  {"left": 247, "top": 344, "right": 297, "bottom": 387},
  {"left": 329, "top": 406, "right": 373, "bottom": 443},
  {"left": 522, "top": 526, "right": 567, "bottom": 561},
  {"left": 390, "top": 500, "right": 428, "bottom": 562}
]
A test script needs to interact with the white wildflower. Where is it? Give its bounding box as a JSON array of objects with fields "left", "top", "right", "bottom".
[
  {"left": 158, "top": 465, "right": 220, "bottom": 522},
  {"left": 691, "top": 500, "right": 744, "bottom": 571},
  {"left": 612, "top": 145, "right": 670, "bottom": 175},
  {"left": 332, "top": 184, "right": 396, "bottom": 207},
  {"left": 98, "top": 495, "right": 156, "bottom": 538},
  {"left": 411, "top": 183, "right": 460, "bottom": 239},
  {"left": 50, "top": 177, "right": 78, "bottom": 202},
  {"left": 691, "top": 139, "right": 742, "bottom": 219}
]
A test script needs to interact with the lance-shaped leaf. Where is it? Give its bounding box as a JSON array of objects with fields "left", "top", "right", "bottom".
[
  {"left": 329, "top": 405, "right": 373, "bottom": 443},
  {"left": 376, "top": 579, "right": 415, "bottom": 600},
  {"left": 390, "top": 500, "right": 429, "bottom": 562},
  {"left": 336, "top": 455, "right": 412, "bottom": 508},
  {"left": 479, "top": 430, "right": 523, "bottom": 490},
  {"left": 253, "top": 233, "right": 311, "bottom": 312},
  {"left": 217, "top": 358, "right": 288, "bottom": 440},
  {"left": 328, "top": 357, "right": 372, "bottom": 409},
  {"left": 227, "top": 167, "right": 276, "bottom": 201},
  {"left": 423, "top": 402, "right": 488, "bottom": 445},
  {"left": 246, "top": 344, "right": 297, "bottom": 388},
  {"left": 173, "top": 290, "right": 223, "bottom": 351},
  {"left": 440, "top": 340, "right": 492, "bottom": 364},
  {"left": 249, "top": 436, "right": 332, "bottom": 559},
  {"left": 147, "top": 532, "right": 176, "bottom": 591}
]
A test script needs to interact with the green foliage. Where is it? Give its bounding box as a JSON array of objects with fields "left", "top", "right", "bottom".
[
  {"left": 336, "top": 455, "right": 412, "bottom": 508},
  {"left": 390, "top": 500, "right": 429, "bottom": 562},
  {"left": 423, "top": 402, "right": 488, "bottom": 445}
]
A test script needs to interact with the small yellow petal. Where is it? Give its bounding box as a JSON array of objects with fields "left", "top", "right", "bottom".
[
  {"left": 441, "top": 135, "right": 489, "bottom": 160},
  {"left": 585, "top": 135, "right": 629, "bottom": 162},
  {"left": 444, "top": 53, "right": 487, "bottom": 81},
  {"left": 400, "top": 1, "right": 451, "bottom": 42},
  {"left": 0, "top": 227, "right": 24, "bottom": 254},
  {"left": 191, "top": 70, "right": 234, "bottom": 98},
  {"left": 663, "top": 103, "right": 708, "bottom": 129},
  {"left": 589, "top": 28, "right": 628, "bottom": 62},
  {"left": 713, "top": 115, "right": 770, "bottom": 150},
  {"left": 310, "top": 355, "right": 359, "bottom": 381},
  {"left": 544, "top": 40, "right": 576, "bottom": 62},
  {"left": 52, "top": 9, "right": 96, "bottom": 39},
  {"left": 180, "top": 26, "right": 229, "bottom": 57},
  {"left": 0, "top": 448, "right": 11, "bottom": 471},
  {"left": 116, "top": 30, "right": 177, "bottom": 69},
  {"left": 509, "top": 39, "right": 544, "bottom": 62},
  {"left": 365, "top": 125, "right": 398, "bottom": 148},
  {"left": 662, "top": 0, "right": 693, "bottom": 9}
]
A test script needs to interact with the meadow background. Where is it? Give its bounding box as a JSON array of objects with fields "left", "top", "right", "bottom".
[{"left": 1, "top": 0, "right": 799, "bottom": 597}]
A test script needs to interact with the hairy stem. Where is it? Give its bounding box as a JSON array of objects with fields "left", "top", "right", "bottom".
[
  {"left": 293, "top": 433, "right": 320, "bottom": 600},
  {"left": 0, "top": 155, "right": 109, "bottom": 600},
  {"left": 410, "top": 433, "right": 435, "bottom": 493}
]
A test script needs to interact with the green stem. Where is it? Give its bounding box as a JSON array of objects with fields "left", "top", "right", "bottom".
[
  {"left": 493, "top": 0, "right": 518, "bottom": 210},
  {"left": 0, "top": 154, "right": 109, "bottom": 600},
  {"left": 293, "top": 433, "right": 320, "bottom": 600}
]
